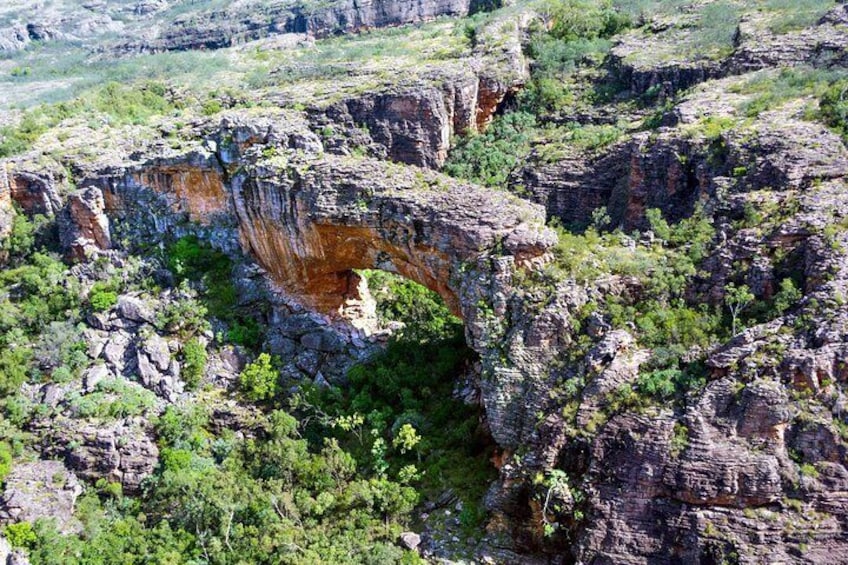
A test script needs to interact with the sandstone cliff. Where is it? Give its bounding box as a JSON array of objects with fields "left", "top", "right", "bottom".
[{"left": 1, "top": 1, "right": 848, "bottom": 563}]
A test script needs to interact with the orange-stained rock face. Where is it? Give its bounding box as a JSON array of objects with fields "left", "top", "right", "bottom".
[
  {"left": 1, "top": 163, "right": 63, "bottom": 216},
  {"left": 0, "top": 165, "right": 10, "bottom": 209},
  {"left": 240, "top": 219, "right": 461, "bottom": 317},
  {"left": 130, "top": 166, "right": 229, "bottom": 224}
]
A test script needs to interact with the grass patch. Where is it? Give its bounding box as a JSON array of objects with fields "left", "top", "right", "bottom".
[
  {"left": 0, "top": 81, "right": 178, "bottom": 158},
  {"left": 760, "top": 0, "right": 837, "bottom": 34},
  {"left": 730, "top": 66, "right": 846, "bottom": 117}
]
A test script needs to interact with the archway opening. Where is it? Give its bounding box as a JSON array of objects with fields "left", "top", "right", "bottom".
[{"left": 303, "top": 269, "right": 498, "bottom": 543}]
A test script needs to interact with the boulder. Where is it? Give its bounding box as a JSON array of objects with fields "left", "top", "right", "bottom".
[
  {"left": 399, "top": 531, "right": 421, "bottom": 551},
  {"left": 59, "top": 186, "right": 111, "bottom": 261},
  {"left": 0, "top": 460, "right": 83, "bottom": 534},
  {"left": 116, "top": 295, "right": 155, "bottom": 324}
]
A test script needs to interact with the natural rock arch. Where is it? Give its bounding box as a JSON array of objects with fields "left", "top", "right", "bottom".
[
  {"left": 1, "top": 122, "right": 560, "bottom": 455},
  {"left": 231, "top": 154, "right": 555, "bottom": 323}
]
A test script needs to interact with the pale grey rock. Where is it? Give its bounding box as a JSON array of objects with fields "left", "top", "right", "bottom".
[
  {"left": 116, "top": 295, "right": 155, "bottom": 324},
  {"left": 0, "top": 460, "right": 83, "bottom": 534}
]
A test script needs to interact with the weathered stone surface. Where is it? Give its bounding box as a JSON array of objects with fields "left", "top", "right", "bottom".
[
  {"left": 59, "top": 186, "right": 111, "bottom": 261},
  {"left": 116, "top": 295, "right": 155, "bottom": 325},
  {"left": 82, "top": 363, "right": 111, "bottom": 393},
  {"left": 727, "top": 5, "right": 848, "bottom": 74},
  {"left": 232, "top": 152, "right": 554, "bottom": 317},
  {"left": 0, "top": 535, "right": 30, "bottom": 565},
  {"left": 318, "top": 85, "right": 461, "bottom": 168},
  {"left": 121, "top": 0, "right": 478, "bottom": 53},
  {"left": 0, "top": 162, "right": 63, "bottom": 216},
  {"left": 0, "top": 460, "right": 83, "bottom": 534},
  {"left": 49, "top": 417, "right": 159, "bottom": 494},
  {"left": 399, "top": 531, "right": 422, "bottom": 551},
  {"left": 137, "top": 333, "right": 183, "bottom": 401},
  {"left": 0, "top": 1, "right": 123, "bottom": 53},
  {"left": 515, "top": 130, "right": 712, "bottom": 229},
  {"left": 576, "top": 330, "right": 648, "bottom": 427},
  {"left": 610, "top": 3, "right": 848, "bottom": 98}
]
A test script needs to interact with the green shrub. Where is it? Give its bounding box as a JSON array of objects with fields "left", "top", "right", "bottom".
[
  {"left": 239, "top": 353, "right": 279, "bottom": 402},
  {"left": 0, "top": 81, "right": 176, "bottom": 158},
  {"left": 821, "top": 79, "right": 848, "bottom": 141},
  {"left": 363, "top": 271, "right": 462, "bottom": 341},
  {"left": 0, "top": 442, "right": 12, "bottom": 483},
  {"left": 763, "top": 0, "right": 838, "bottom": 33},
  {"left": 88, "top": 281, "right": 119, "bottom": 312},
  {"left": 3, "top": 212, "right": 48, "bottom": 260},
  {"left": 67, "top": 379, "right": 158, "bottom": 420},
  {"left": 201, "top": 99, "right": 223, "bottom": 116},
  {"left": 94, "top": 478, "right": 123, "bottom": 499},
  {"left": 0, "top": 113, "right": 48, "bottom": 158},
  {"left": 636, "top": 368, "right": 679, "bottom": 399},
  {"left": 732, "top": 67, "right": 841, "bottom": 118},
  {"left": 33, "top": 321, "right": 88, "bottom": 377},
  {"left": 0, "top": 252, "right": 81, "bottom": 335},
  {"left": 694, "top": 1, "right": 741, "bottom": 54},
  {"left": 520, "top": 22, "right": 616, "bottom": 114},
  {"left": 799, "top": 462, "right": 820, "bottom": 479},
  {"left": 156, "top": 404, "right": 210, "bottom": 450},
  {"left": 311, "top": 322, "right": 490, "bottom": 505},
  {"left": 443, "top": 111, "right": 537, "bottom": 188},
  {"left": 5, "top": 521, "right": 37, "bottom": 549},
  {"left": 670, "top": 422, "right": 689, "bottom": 457},
  {"left": 181, "top": 338, "right": 207, "bottom": 390},
  {"left": 773, "top": 278, "right": 802, "bottom": 314},
  {"left": 165, "top": 236, "right": 263, "bottom": 348},
  {"left": 0, "top": 344, "right": 32, "bottom": 396},
  {"left": 542, "top": 0, "right": 629, "bottom": 42},
  {"left": 226, "top": 319, "right": 262, "bottom": 349}
]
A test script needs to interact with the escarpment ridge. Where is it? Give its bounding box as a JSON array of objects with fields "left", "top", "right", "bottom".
[{"left": 2, "top": 0, "right": 848, "bottom": 562}]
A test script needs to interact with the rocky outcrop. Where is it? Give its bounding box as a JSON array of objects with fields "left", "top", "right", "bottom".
[
  {"left": 0, "top": 535, "right": 29, "bottom": 565},
  {"left": 0, "top": 460, "right": 83, "bottom": 534},
  {"left": 0, "top": 25, "right": 32, "bottom": 53},
  {"left": 316, "top": 80, "right": 474, "bottom": 168},
  {"left": 307, "top": 8, "right": 529, "bottom": 168},
  {"left": 575, "top": 375, "right": 847, "bottom": 563},
  {"left": 610, "top": 45, "right": 724, "bottom": 100},
  {"left": 519, "top": 86, "right": 848, "bottom": 231},
  {"left": 136, "top": 333, "right": 183, "bottom": 402},
  {"left": 515, "top": 130, "right": 714, "bottom": 230},
  {"left": 119, "top": 0, "right": 477, "bottom": 53},
  {"left": 6, "top": 108, "right": 558, "bottom": 414},
  {"left": 0, "top": 162, "right": 63, "bottom": 217},
  {"left": 0, "top": 169, "right": 12, "bottom": 259},
  {"left": 46, "top": 417, "right": 159, "bottom": 494},
  {"left": 610, "top": 3, "right": 848, "bottom": 98},
  {"left": 59, "top": 187, "right": 111, "bottom": 261},
  {"left": 727, "top": 5, "right": 848, "bottom": 75},
  {"left": 0, "top": 4, "right": 123, "bottom": 53}
]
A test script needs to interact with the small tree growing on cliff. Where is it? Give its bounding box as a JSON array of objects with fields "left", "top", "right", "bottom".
[
  {"left": 725, "top": 283, "right": 754, "bottom": 335},
  {"left": 239, "top": 353, "right": 278, "bottom": 402}
]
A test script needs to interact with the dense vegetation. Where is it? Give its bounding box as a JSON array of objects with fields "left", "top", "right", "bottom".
[
  {"left": 0, "top": 213, "right": 81, "bottom": 396},
  {"left": 0, "top": 208, "right": 482, "bottom": 562},
  {"left": 1, "top": 0, "right": 845, "bottom": 561},
  {"left": 165, "top": 236, "right": 263, "bottom": 348}
]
